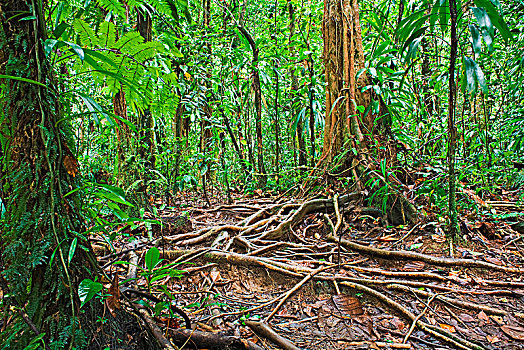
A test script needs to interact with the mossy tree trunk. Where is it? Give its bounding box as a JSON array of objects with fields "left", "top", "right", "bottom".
[
  {"left": 0, "top": 2, "right": 156, "bottom": 348},
  {"left": 0, "top": 0, "right": 96, "bottom": 346}
]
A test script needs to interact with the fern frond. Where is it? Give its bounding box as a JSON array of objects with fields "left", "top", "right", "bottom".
[
  {"left": 73, "top": 19, "right": 98, "bottom": 47},
  {"left": 127, "top": 0, "right": 172, "bottom": 16},
  {"left": 115, "top": 31, "right": 144, "bottom": 52},
  {"left": 145, "top": 0, "right": 171, "bottom": 15},
  {"left": 99, "top": 21, "right": 116, "bottom": 48},
  {"left": 95, "top": 0, "right": 126, "bottom": 17},
  {"left": 129, "top": 41, "right": 164, "bottom": 61}
]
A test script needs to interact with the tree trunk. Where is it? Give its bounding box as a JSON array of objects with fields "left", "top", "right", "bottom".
[
  {"left": 322, "top": 0, "right": 368, "bottom": 163},
  {"left": 447, "top": 0, "right": 460, "bottom": 238},
  {"left": 237, "top": 24, "right": 267, "bottom": 187},
  {"left": 0, "top": 2, "right": 158, "bottom": 348},
  {"left": 287, "top": 0, "right": 307, "bottom": 169},
  {"left": 137, "top": 7, "right": 156, "bottom": 170},
  {"left": 321, "top": 0, "right": 416, "bottom": 225}
]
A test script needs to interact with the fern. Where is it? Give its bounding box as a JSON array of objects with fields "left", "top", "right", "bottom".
[
  {"left": 98, "top": 21, "right": 116, "bottom": 49},
  {"left": 73, "top": 19, "right": 98, "bottom": 47},
  {"left": 116, "top": 31, "right": 144, "bottom": 52},
  {"left": 95, "top": 0, "right": 125, "bottom": 17},
  {"left": 129, "top": 41, "right": 164, "bottom": 61},
  {"left": 127, "top": 0, "right": 172, "bottom": 16}
]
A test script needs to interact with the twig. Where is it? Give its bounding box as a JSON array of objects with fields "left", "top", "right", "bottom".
[
  {"left": 266, "top": 264, "right": 335, "bottom": 322},
  {"left": 403, "top": 293, "right": 438, "bottom": 343},
  {"left": 244, "top": 320, "right": 302, "bottom": 350}
]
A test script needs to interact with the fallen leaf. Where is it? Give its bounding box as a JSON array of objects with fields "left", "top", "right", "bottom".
[
  {"left": 486, "top": 335, "right": 500, "bottom": 343},
  {"left": 332, "top": 294, "right": 364, "bottom": 316},
  {"left": 459, "top": 313, "right": 476, "bottom": 322},
  {"left": 490, "top": 315, "right": 504, "bottom": 325},
  {"left": 106, "top": 273, "right": 121, "bottom": 316},
  {"left": 484, "top": 257, "right": 503, "bottom": 266},
  {"left": 439, "top": 323, "right": 456, "bottom": 333},
  {"left": 431, "top": 234, "right": 446, "bottom": 243},
  {"left": 210, "top": 270, "right": 221, "bottom": 283},
  {"left": 390, "top": 317, "right": 405, "bottom": 331},
  {"left": 501, "top": 325, "right": 524, "bottom": 341},
  {"left": 478, "top": 311, "right": 489, "bottom": 322}
]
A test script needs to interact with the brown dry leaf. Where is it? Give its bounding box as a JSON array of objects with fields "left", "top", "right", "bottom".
[
  {"left": 431, "top": 234, "right": 446, "bottom": 243},
  {"left": 106, "top": 273, "right": 121, "bottom": 316},
  {"left": 439, "top": 324, "right": 456, "bottom": 333},
  {"left": 459, "top": 313, "right": 476, "bottom": 323},
  {"left": 484, "top": 257, "right": 503, "bottom": 266},
  {"left": 390, "top": 317, "right": 405, "bottom": 331},
  {"left": 486, "top": 335, "right": 500, "bottom": 343},
  {"left": 402, "top": 261, "right": 425, "bottom": 271},
  {"left": 210, "top": 270, "right": 221, "bottom": 283},
  {"left": 501, "top": 325, "right": 524, "bottom": 341},
  {"left": 461, "top": 188, "right": 488, "bottom": 207},
  {"left": 490, "top": 315, "right": 504, "bottom": 325},
  {"left": 478, "top": 311, "right": 489, "bottom": 322},
  {"left": 378, "top": 234, "right": 397, "bottom": 242},
  {"left": 332, "top": 294, "right": 364, "bottom": 316},
  {"left": 438, "top": 323, "right": 457, "bottom": 333},
  {"left": 63, "top": 154, "right": 79, "bottom": 177}
]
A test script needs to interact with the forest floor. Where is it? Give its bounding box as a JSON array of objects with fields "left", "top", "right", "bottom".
[{"left": 93, "top": 185, "right": 524, "bottom": 350}]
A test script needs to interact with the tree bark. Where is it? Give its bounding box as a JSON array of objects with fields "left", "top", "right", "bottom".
[
  {"left": 287, "top": 0, "right": 307, "bottom": 168},
  {"left": 237, "top": 24, "right": 267, "bottom": 187},
  {"left": 447, "top": 0, "right": 459, "bottom": 237},
  {"left": 137, "top": 7, "right": 156, "bottom": 170},
  {"left": 0, "top": 2, "right": 159, "bottom": 348},
  {"left": 0, "top": 0, "right": 92, "bottom": 346},
  {"left": 321, "top": 0, "right": 416, "bottom": 225}
]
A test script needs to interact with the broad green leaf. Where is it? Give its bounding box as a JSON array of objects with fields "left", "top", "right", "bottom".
[
  {"left": 0, "top": 74, "right": 48, "bottom": 88},
  {"left": 68, "top": 238, "right": 77, "bottom": 264},
  {"left": 472, "top": 7, "right": 494, "bottom": 53},
  {"left": 94, "top": 191, "right": 135, "bottom": 207},
  {"left": 53, "top": 22, "right": 69, "bottom": 39},
  {"left": 78, "top": 279, "right": 103, "bottom": 308},
  {"left": 463, "top": 56, "right": 477, "bottom": 94},
  {"left": 474, "top": 61, "right": 488, "bottom": 94},
  {"left": 474, "top": 0, "right": 513, "bottom": 42},
  {"left": 405, "top": 37, "right": 423, "bottom": 62},
  {"left": 145, "top": 247, "right": 160, "bottom": 271},
  {"left": 401, "top": 27, "right": 427, "bottom": 55},
  {"left": 469, "top": 24, "right": 481, "bottom": 55}
]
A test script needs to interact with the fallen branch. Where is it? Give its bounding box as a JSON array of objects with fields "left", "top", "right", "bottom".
[
  {"left": 244, "top": 320, "right": 302, "bottom": 350},
  {"left": 170, "top": 328, "right": 264, "bottom": 350}
]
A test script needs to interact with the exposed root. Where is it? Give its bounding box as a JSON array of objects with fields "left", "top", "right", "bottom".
[{"left": 327, "top": 235, "right": 524, "bottom": 273}]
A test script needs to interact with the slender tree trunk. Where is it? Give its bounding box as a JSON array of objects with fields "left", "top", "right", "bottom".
[
  {"left": 288, "top": 0, "right": 306, "bottom": 169},
  {"left": 447, "top": 0, "right": 460, "bottom": 238},
  {"left": 308, "top": 54, "right": 316, "bottom": 166},
  {"left": 237, "top": 24, "right": 267, "bottom": 187},
  {"left": 137, "top": 7, "right": 156, "bottom": 170}
]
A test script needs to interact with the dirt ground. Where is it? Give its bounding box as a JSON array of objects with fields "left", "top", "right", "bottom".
[{"left": 94, "top": 189, "right": 524, "bottom": 350}]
